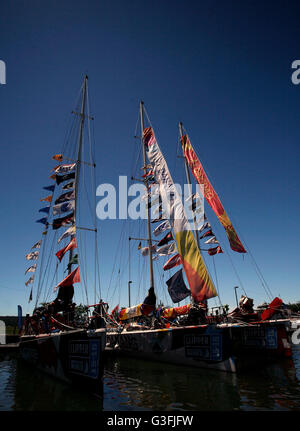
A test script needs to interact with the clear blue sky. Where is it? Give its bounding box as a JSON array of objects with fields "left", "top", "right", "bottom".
[{"left": 0, "top": 0, "right": 300, "bottom": 316}]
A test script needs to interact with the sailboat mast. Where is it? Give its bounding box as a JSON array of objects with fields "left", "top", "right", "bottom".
[
  {"left": 140, "top": 101, "right": 154, "bottom": 290},
  {"left": 179, "top": 122, "right": 200, "bottom": 250},
  {"left": 68, "top": 75, "right": 88, "bottom": 275}
]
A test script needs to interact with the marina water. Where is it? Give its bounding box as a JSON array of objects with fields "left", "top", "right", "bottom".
[{"left": 1, "top": 344, "right": 300, "bottom": 411}]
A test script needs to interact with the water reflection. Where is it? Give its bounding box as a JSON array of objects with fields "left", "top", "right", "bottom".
[
  {"left": 103, "top": 346, "right": 300, "bottom": 411},
  {"left": 0, "top": 355, "right": 103, "bottom": 411},
  {"left": 1, "top": 346, "right": 300, "bottom": 411}
]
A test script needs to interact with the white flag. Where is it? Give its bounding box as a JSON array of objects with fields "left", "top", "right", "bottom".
[
  {"left": 141, "top": 245, "right": 157, "bottom": 256},
  {"left": 25, "top": 251, "right": 39, "bottom": 261},
  {"left": 157, "top": 242, "right": 177, "bottom": 256},
  {"left": 57, "top": 226, "right": 76, "bottom": 244},
  {"left": 54, "top": 163, "right": 76, "bottom": 174},
  {"left": 25, "top": 264, "right": 37, "bottom": 275},
  {"left": 205, "top": 236, "right": 219, "bottom": 245}
]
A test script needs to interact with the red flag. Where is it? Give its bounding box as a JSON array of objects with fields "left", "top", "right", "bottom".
[
  {"left": 157, "top": 231, "right": 173, "bottom": 247},
  {"left": 110, "top": 305, "right": 119, "bottom": 320},
  {"left": 199, "top": 229, "right": 214, "bottom": 239},
  {"left": 163, "top": 253, "right": 182, "bottom": 271},
  {"left": 207, "top": 246, "right": 223, "bottom": 256},
  {"left": 181, "top": 135, "right": 246, "bottom": 253},
  {"left": 54, "top": 267, "right": 80, "bottom": 292},
  {"left": 56, "top": 237, "right": 77, "bottom": 262}
]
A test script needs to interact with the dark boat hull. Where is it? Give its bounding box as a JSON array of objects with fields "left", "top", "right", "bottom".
[
  {"left": 19, "top": 328, "right": 106, "bottom": 391},
  {"left": 106, "top": 320, "right": 292, "bottom": 373},
  {"left": 106, "top": 325, "right": 236, "bottom": 372}
]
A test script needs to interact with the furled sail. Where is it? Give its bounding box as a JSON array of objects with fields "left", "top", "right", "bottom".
[
  {"left": 181, "top": 135, "right": 246, "bottom": 253},
  {"left": 144, "top": 127, "right": 217, "bottom": 302}
]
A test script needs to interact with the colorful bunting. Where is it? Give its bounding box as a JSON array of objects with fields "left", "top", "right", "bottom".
[{"left": 144, "top": 126, "right": 217, "bottom": 302}]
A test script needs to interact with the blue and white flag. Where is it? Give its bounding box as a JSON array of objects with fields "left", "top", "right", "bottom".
[
  {"left": 53, "top": 199, "right": 75, "bottom": 216},
  {"left": 153, "top": 220, "right": 171, "bottom": 237}
]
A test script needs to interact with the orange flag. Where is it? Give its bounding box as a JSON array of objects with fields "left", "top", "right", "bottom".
[
  {"left": 40, "top": 195, "right": 52, "bottom": 203},
  {"left": 52, "top": 154, "right": 63, "bottom": 162},
  {"left": 181, "top": 135, "right": 246, "bottom": 253}
]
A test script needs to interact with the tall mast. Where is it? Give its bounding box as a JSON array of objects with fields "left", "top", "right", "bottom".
[
  {"left": 68, "top": 75, "right": 88, "bottom": 274},
  {"left": 179, "top": 122, "right": 200, "bottom": 250},
  {"left": 140, "top": 101, "right": 154, "bottom": 290}
]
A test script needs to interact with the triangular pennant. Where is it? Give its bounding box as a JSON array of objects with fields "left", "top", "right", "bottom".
[
  {"left": 56, "top": 237, "right": 77, "bottom": 262},
  {"left": 52, "top": 154, "right": 63, "bottom": 162},
  {"left": 163, "top": 253, "right": 182, "bottom": 271},
  {"left": 207, "top": 246, "right": 223, "bottom": 256},
  {"left": 54, "top": 267, "right": 80, "bottom": 292},
  {"left": 43, "top": 185, "right": 55, "bottom": 192},
  {"left": 57, "top": 226, "right": 76, "bottom": 243},
  {"left": 40, "top": 195, "right": 52, "bottom": 203},
  {"left": 52, "top": 212, "right": 74, "bottom": 230},
  {"left": 31, "top": 240, "right": 42, "bottom": 249}
]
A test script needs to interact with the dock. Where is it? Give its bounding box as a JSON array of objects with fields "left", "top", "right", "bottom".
[{"left": 0, "top": 343, "right": 19, "bottom": 353}]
